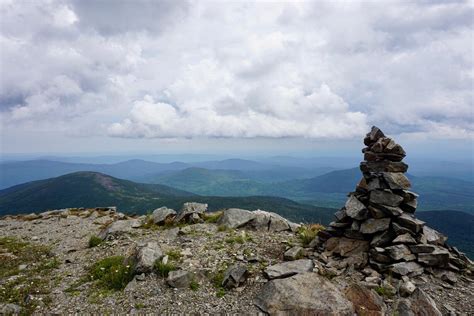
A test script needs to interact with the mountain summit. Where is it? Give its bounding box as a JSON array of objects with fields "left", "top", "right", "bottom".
[{"left": 0, "top": 127, "right": 472, "bottom": 315}]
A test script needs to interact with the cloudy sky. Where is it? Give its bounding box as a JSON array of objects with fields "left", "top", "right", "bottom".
[{"left": 0, "top": 0, "right": 473, "bottom": 157}]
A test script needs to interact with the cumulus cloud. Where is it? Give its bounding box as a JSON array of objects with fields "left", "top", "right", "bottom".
[{"left": 0, "top": 0, "right": 473, "bottom": 143}]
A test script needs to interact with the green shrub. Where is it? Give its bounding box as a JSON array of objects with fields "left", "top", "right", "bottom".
[
  {"left": 154, "top": 261, "right": 177, "bottom": 278},
  {"left": 89, "top": 256, "right": 134, "bottom": 290},
  {"left": 88, "top": 235, "right": 103, "bottom": 248},
  {"left": 216, "top": 288, "right": 226, "bottom": 298}
]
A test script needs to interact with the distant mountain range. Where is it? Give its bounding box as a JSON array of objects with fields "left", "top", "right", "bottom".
[
  {"left": 145, "top": 167, "right": 474, "bottom": 214},
  {"left": 0, "top": 171, "right": 472, "bottom": 257},
  {"left": 0, "top": 172, "right": 336, "bottom": 224}
]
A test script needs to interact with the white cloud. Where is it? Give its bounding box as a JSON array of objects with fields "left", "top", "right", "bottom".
[{"left": 0, "top": 0, "right": 473, "bottom": 144}]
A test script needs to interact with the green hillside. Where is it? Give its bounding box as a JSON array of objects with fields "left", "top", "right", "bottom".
[{"left": 0, "top": 172, "right": 335, "bottom": 224}]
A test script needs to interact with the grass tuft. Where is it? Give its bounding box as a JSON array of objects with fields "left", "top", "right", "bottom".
[
  {"left": 89, "top": 256, "right": 135, "bottom": 290},
  {"left": 88, "top": 235, "right": 103, "bottom": 248},
  {"left": 154, "top": 260, "right": 177, "bottom": 278},
  {"left": 297, "top": 223, "right": 325, "bottom": 246}
]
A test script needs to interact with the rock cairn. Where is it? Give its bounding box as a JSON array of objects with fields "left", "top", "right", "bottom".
[{"left": 317, "top": 126, "right": 471, "bottom": 278}]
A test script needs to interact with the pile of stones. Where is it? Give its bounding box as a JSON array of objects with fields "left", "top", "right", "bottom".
[{"left": 317, "top": 126, "right": 471, "bottom": 278}]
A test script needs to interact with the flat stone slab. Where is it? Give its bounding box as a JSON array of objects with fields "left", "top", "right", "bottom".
[{"left": 264, "top": 259, "right": 314, "bottom": 280}]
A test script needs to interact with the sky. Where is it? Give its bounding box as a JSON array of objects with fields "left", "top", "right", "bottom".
[{"left": 0, "top": 0, "right": 473, "bottom": 159}]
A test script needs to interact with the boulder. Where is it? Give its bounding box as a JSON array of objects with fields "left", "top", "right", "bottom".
[
  {"left": 345, "top": 196, "right": 368, "bottom": 220},
  {"left": 167, "top": 270, "right": 192, "bottom": 288},
  {"left": 264, "top": 259, "right": 314, "bottom": 280},
  {"left": 344, "top": 283, "right": 386, "bottom": 316},
  {"left": 370, "top": 190, "right": 404, "bottom": 207},
  {"left": 174, "top": 202, "right": 207, "bottom": 223},
  {"left": 250, "top": 210, "right": 293, "bottom": 232},
  {"left": 152, "top": 207, "right": 176, "bottom": 224},
  {"left": 268, "top": 212, "right": 291, "bottom": 232},
  {"left": 255, "top": 273, "right": 354, "bottom": 315},
  {"left": 360, "top": 218, "right": 391, "bottom": 234},
  {"left": 134, "top": 241, "right": 163, "bottom": 273},
  {"left": 222, "top": 264, "right": 248, "bottom": 288},
  {"left": 217, "top": 208, "right": 255, "bottom": 229}
]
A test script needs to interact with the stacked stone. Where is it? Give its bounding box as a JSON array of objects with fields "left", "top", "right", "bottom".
[{"left": 318, "top": 126, "right": 471, "bottom": 277}]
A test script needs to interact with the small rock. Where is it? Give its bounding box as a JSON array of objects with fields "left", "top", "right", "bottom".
[
  {"left": 0, "top": 304, "right": 22, "bottom": 315},
  {"left": 370, "top": 190, "right": 404, "bottom": 207},
  {"left": 222, "top": 264, "right": 248, "bottom": 289},
  {"left": 392, "top": 233, "right": 416, "bottom": 244},
  {"left": 344, "top": 283, "right": 386, "bottom": 316},
  {"left": 167, "top": 270, "right": 192, "bottom": 288},
  {"left": 284, "top": 246, "right": 303, "bottom": 261},
  {"left": 345, "top": 195, "right": 368, "bottom": 220},
  {"left": 134, "top": 242, "right": 163, "bottom": 273},
  {"left": 399, "top": 280, "right": 416, "bottom": 297}
]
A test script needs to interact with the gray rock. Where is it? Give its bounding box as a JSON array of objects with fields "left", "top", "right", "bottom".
[
  {"left": 152, "top": 207, "right": 176, "bottom": 224},
  {"left": 389, "top": 262, "right": 424, "bottom": 277},
  {"left": 408, "top": 244, "right": 436, "bottom": 254},
  {"left": 135, "top": 241, "right": 163, "bottom": 273},
  {"left": 370, "top": 190, "right": 404, "bottom": 206},
  {"left": 385, "top": 244, "right": 412, "bottom": 261},
  {"left": 222, "top": 264, "right": 248, "bottom": 288},
  {"left": 334, "top": 209, "right": 348, "bottom": 221},
  {"left": 345, "top": 195, "right": 368, "bottom": 220},
  {"left": 417, "top": 249, "right": 449, "bottom": 267},
  {"left": 422, "top": 226, "right": 447, "bottom": 246},
  {"left": 255, "top": 273, "right": 354, "bottom": 315},
  {"left": 368, "top": 206, "right": 387, "bottom": 219},
  {"left": 217, "top": 208, "right": 255, "bottom": 229},
  {"left": 174, "top": 202, "right": 207, "bottom": 223},
  {"left": 284, "top": 246, "right": 303, "bottom": 261},
  {"left": 98, "top": 219, "right": 139, "bottom": 239},
  {"left": 264, "top": 259, "right": 314, "bottom": 280},
  {"left": 325, "top": 237, "right": 369, "bottom": 257},
  {"left": 393, "top": 233, "right": 417, "bottom": 244},
  {"left": 0, "top": 304, "right": 22, "bottom": 315},
  {"left": 408, "top": 288, "right": 442, "bottom": 316},
  {"left": 167, "top": 270, "right": 192, "bottom": 288},
  {"left": 378, "top": 204, "right": 403, "bottom": 216},
  {"left": 400, "top": 280, "right": 416, "bottom": 297},
  {"left": 392, "top": 222, "right": 414, "bottom": 236},
  {"left": 382, "top": 172, "right": 411, "bottom": 190},
  {"left": 360, "top": 218, "right": 391, "bottom": 234},
  {"left": 364, "top": 126, "right": 385, "bottom": 145},
  {"left": 268, "top": 212, "right": 291, "bottom": 232},
  {"left": 344, "top": 283, "right": 387, "bottom": 315},
  {"left": 395, "top": 213, "right": 425, "bottom": 234}
]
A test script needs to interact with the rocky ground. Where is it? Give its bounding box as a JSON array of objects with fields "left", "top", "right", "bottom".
[{"left": 0, "top": 206, "right": 473, "bottom": 315}]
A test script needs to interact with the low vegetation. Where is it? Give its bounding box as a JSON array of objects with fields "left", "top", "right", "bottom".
[
  {"left": 203, "top": 211, "right": 223, "bottom": 223},
  {"left": 297, "top": 223, "right": 325, "bottom": 246},
  {"left": 88, "top": 235, "right": 103, "bottom": 248},
  {"left": 154, "top": 261, "right": 177, "bottom": 278},
  {"left": 88, "top": 256, "right": 135, "bottom": 290},
  {"left": 0, "top": 237, "right": 60, "bottom": 314}
]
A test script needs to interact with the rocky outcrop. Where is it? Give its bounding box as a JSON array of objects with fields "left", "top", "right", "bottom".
[{"left": 316, "top": 126, "right": 471, "bottom": 279}]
